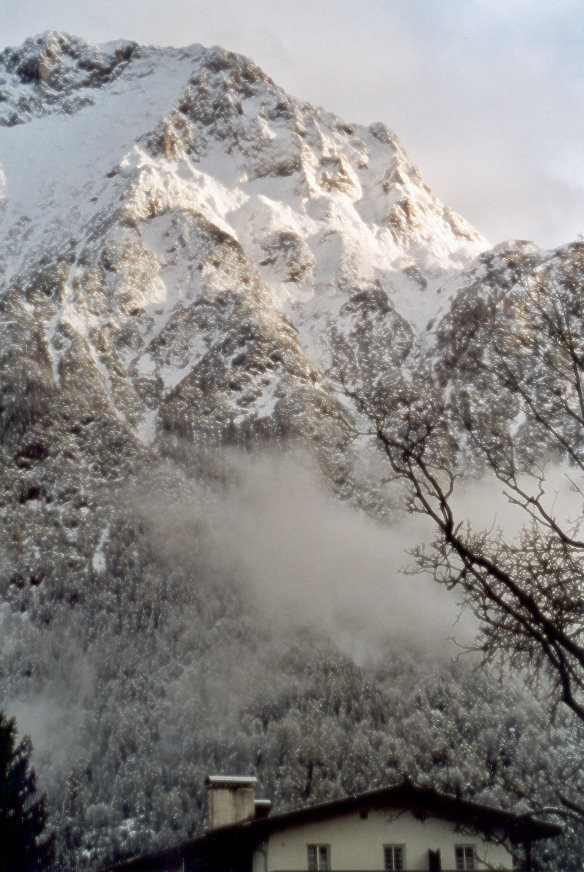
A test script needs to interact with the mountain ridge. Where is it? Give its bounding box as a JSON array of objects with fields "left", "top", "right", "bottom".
[{"left": 0, "top": 31, "right": 494, "bottom": 468}]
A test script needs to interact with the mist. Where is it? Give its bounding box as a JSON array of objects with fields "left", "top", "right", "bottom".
[
  {"left": 137, "top": 451, "right": 584, "bottom": 662},
  {"left": 130, "top": 450, "right": 475, "bottom": 662},
  {"left": 451, "top": 461, "right": 584, "bottom": 542}
]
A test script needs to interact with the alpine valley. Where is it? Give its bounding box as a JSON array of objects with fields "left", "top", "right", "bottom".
[{"left": 1, "top": 32, "right": 583, "bottom": 871}]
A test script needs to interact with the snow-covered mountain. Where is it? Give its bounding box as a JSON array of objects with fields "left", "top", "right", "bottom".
[
  {"left": 0, "top": 31, "right": 488, "bottom": 448},
  {"left": 1, "top": 31, "right": 582, "bottom": 871},
  {"left": 0, "top": 31, "right": 499, "bottom": 568}
]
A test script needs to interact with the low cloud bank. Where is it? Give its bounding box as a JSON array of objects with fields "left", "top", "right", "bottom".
[
  {"left": 135, "top": 450, "right": 472, "bottom": 660},
  {"left": 137, "top": 452, "right": 584, "bottom": 661}
]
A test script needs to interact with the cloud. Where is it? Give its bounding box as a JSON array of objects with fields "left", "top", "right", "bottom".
[
  {"left": 452, "top": 462, "right": 584, "bottom": 542},
  {"left": 133, "top": 450, "right": 469, "bottom": 662},
  {"left": 127, "top": 450, "right": 584, "bottom": 667}
]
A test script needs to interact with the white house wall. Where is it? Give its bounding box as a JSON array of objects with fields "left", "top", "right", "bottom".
[{"left": 253, "top": 809, "right": 514, "bottom": 871}]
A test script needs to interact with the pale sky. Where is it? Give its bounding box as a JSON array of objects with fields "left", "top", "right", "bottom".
[{"left": 2, "top": 0, "right": 583, "bottom": 248}]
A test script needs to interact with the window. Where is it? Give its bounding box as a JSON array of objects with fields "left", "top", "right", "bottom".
[
  {"left": 384, "top": 845, "right": 405, "bottom": 871},
  {"left": 307, "top": 844, "right": 330, "bottom": 871},
  {"left": 455, "top": 846, "right": 475, "bottom": 871}
]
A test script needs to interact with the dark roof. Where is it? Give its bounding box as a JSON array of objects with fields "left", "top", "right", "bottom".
[
  {"left": 248, "top": 782, "right": 563, "bottom": 842},
  {"left": 106, "top": 781, "right": 562, "bottom": 872}
]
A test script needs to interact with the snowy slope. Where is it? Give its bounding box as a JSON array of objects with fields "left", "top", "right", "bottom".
[{"left": 0, "top": 32, "right": 489, "bottom": 447}]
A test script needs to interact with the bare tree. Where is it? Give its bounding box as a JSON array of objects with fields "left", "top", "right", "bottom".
[{"left": 337, "top": 243, "right": 584, "bottom": 819}]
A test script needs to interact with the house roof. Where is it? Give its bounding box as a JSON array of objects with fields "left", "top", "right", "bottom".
[
  {"left": 106, "top": 780, "right": 562, "bottom": 872},
  {"left": 245, "top": 781, "right": 563, "bottom": 842}
]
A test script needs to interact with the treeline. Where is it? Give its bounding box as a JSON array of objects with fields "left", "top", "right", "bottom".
[{"left": 2, "top": 513, "right": 582, "bottom": 871}]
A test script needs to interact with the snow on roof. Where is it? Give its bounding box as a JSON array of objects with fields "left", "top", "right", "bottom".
[{"left": 206, "top": 775, "right": 258, "bottom": 787}]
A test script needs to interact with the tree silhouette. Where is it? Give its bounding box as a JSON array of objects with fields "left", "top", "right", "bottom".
[
  {"left": 0, "top": 711, "right": 54, "bottom": 872},
  {"left": 335, "top": 241, "right": 584, "bottom": 824}
]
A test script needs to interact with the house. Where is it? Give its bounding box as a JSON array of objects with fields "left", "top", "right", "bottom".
[{"left": 107, "top": 776, "right": 561, "bottom": 872}]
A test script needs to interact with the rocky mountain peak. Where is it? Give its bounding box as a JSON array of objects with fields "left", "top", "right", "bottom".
[{"left": 0, "top": 31, "right": 140, "bottom": 125}]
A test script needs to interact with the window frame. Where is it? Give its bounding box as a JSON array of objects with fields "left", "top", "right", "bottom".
[
  {"left": 307, "top": 843, "right": 331, "bottom": 871},
  {"left": 384, "top": 843, "right": 406, "bottom": 871},
  {"left": 455, "top": 844, "right": 476, "bottom": 871}
]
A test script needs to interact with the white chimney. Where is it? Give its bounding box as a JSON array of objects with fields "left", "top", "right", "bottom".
[{"left": 206, "top": 775, "right": 258, "bottom": 830}]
